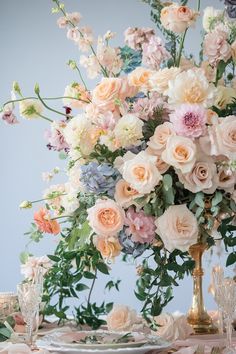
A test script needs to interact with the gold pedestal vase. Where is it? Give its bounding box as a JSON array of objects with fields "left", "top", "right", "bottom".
[{"left": 187, "top": 242, "right": 218, "bottom": 334}]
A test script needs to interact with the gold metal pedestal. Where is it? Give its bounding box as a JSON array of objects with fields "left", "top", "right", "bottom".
[{"left": 187, "top": 243, "right": 218, "bottom": 334}]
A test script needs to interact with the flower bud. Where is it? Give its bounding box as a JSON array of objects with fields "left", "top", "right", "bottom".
[{"left": 19, "top": 200, "right": 32, "bottom": 209}]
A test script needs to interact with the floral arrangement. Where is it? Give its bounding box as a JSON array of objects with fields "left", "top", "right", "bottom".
[{"left": 1, "top": 0, "right": 236, "bottom": 329}]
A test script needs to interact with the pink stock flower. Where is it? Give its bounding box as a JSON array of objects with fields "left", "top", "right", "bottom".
[
  {"left": 125, "top": 208, "right": 156, "bottom": 244},
  {"left": 124, "top": 27, "right": 155, "bottom": 51},
  {"left": 170, "top": 104, "right": 207, "bottom": 138},
  {"left": 203, "top": 25, "right": 232, "bottom": 66},
  {"left": 57, "top": 12, "right": 82, "bottom": 29},
  {"left": 132, "top": 92, "right": 169, "bottom": 121},
  {"left": 142, "top": 36, "right": 170, "bottom": 70}
]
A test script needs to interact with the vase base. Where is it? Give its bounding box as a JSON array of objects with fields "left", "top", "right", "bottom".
[{"left": 188, "top": 322, "right": 218, "bottom": 335}]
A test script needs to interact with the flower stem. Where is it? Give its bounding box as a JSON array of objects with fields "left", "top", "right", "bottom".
[
  {"left": 31, "top": 193, "right": 67, "bottom": 204},
  {"left": 176, "top": 29, "right": 187, "bottom": 67},
  {"left": 75, "top": 64, "right": 89, "bottom": 91},
  {"left": 37, "top": 113, "right": 53, "bottom": 123},
  {"left": 87, "top": 269, "right": 97, "bottom": 307},
  {"left": 36, "top": 91, "right": 72, "bottom": 119},
  {"left": 197, "top": 0, "right": 201, "bottom": 12}
]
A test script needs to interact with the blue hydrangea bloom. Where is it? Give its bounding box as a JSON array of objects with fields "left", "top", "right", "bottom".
[
  {"left": 118, "top": 231, "right": 147, "bottom": 258},
  {"left": 80, "top": 162, "right": 120, "bottom": 197}
]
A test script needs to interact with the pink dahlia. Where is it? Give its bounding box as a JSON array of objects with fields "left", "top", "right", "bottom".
[
  {"left": 170, "top": 104, "right": 207, "bottom": 138},
  {"left": 125, "top": 208, "right": 156, "bottom": 244}
]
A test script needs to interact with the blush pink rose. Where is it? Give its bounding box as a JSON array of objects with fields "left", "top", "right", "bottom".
[
  {"left": 87, "top": 199, "right": 125, "bottom": 237},
  {"left": 114, "top": 179, "right": 140, "bottom": 208},
  {"left": 107, "top": 305, "right": 137, "bottom": 331},
  {"left": 155, "top": 205, "right": 198, "bottom": 252},
  {"left": 147, "top": 122, "right": 176, "bottom": 154}
]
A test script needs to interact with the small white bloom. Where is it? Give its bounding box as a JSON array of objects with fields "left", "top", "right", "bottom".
[{"left": 19, "top": 99, "right": 43, "bottom": 119}]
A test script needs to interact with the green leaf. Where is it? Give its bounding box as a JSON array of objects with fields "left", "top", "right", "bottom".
[
  {"left": 47, "top": 255, "right": 60, "bottom": 262},
  {"left": 84, "top": 271, "right": 96, "bottom": 279},
  {"left": 163, "top": 174, "right": 173, "bottom": 191},
  {"left": 151, "top": 297, "right": 162, "bottom": 316},
  {"left": 59, "top": 151, "right": 68, "bottom": 160},
  {"left": 96, "top": 262, "right": 109, "bottom": 275},
  {"left": 134, "top": 291, "right": 146, "bottom": 301},
  {"left": 76, "top": 283, "right": 90, "bottom": 291},
  {"left": 195, "top": 193, "right": 205, "bottom": 208},
  {"left": 211, "top": 191, "right": 223, "bottom": 207},
  {"left": 226, "top": 253, "right": 236, "bottom": 267},
  {"left": 19, "top": 251, "right": 30, "bottom": 264}
]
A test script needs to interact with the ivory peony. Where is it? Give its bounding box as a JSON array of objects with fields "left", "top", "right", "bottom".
[{"left": 155, "top": 205, "right": 198, "bottom": 252}]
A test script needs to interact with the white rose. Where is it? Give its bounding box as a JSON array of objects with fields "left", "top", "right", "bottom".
[
  {"left": 19, "top": 99, "right": 43, "bottom": 119},
  {"left": 215, "top": 116, "right": 236, "bottom": 160},
  {"left": 107, "top": 305, "right": 137, "bottom": 331},
  {"left": 155, "top": 205, "right": 198, "bottom": 252},
  {"left": 162, "top": 136, "right": 196, "bottom": 173},
  {"left": 114, "top": 114, "right": 144, "bottom": 148},
  {"left": 153, "top": 313, "right": 175, "bottom": 341},
  {"left": 120, "top": 151, "right": 163, "bottom": 194},
  {"left": 149, "top": 67, "right": 181, "bottom": 94}
]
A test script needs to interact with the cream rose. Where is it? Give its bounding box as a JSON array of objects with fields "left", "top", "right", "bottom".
[
  {"left": 94, "top": 235, "right": 122, "bottom": 260},
  {"left": 87, "top": 198, "right": 125, "bottom": 237},
  {"left": 215, "top": 116, "right": 236, "bottom": 159},
  {"left": 154, "top": 313, "right": 193, "bottom": 341},
  {"left": 177, "top": 157, "right": 217, "bottom": 194},
  {"left": 162, "top": 136, "right": 196, "bottom": 173},
  {"left": 128, "top": 67, "right": 153, "bottom": 91},
  {"left": 107, "top": 305, "right": 137, "bottom": 331},
  {"left": 114, "top": 179, "right": 140, "bottom": 208},
  {"left": 120, "top": 151, "right": 163, "bottom": 194},
  {"left": 217, "top": 169, "right": 236, "bottom": 193},
  {"left": 214, "top": 86, "right": 236, "bottom": 110},
  {"left": 92, "top": 78, "right": 123, "bottom": 110},
  {"left": 149, "top": 67, "right": 181, "bottom": 94},
  {"left": 147, "top": 122, "right": 176, "bottom": 153},
  {"left": 167, "top": 68, "right": 216, "bottom": 107},
  {"left": 155, "top": 205, "right": 198, "bottom": 252}
]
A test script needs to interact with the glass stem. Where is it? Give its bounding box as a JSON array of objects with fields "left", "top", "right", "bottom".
[
  {"left": 26, "top": 319, "right": 34, "bottom": 347},
  {"left": 218, "top": 307, "right": 224, "bottom": 335},
  {"left": 226, "top": 317, "right": 232, "bottom": 348}
]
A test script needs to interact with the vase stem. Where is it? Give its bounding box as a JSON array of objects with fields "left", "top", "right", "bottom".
[{"left": 187, "top": 243, "right": 218, "bottom": 334}]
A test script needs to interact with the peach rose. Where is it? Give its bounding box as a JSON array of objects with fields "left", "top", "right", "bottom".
[
  {"left": 160, "top": 4, "right": 198, "bottom": 34},
  {"left": 162, "top": 136, "right": 196, "bottom": 173},
  {"left": 120, "top": 151, "right": 163, "bottom": 194},
  {"left": 34, "top": 208, "right": 60, "bottom": 235},
  {"left": 114, "top": 179, "right": 140, "bottom": 208},
  {"left": 92, "top": 78, "right": 123, "bottom": 111},
  {"left": 149, "top": 67, "right": 181, "bottom": 94},
  {"left": 215, "top": 116, "right": 236, "bottom": 159},
  {"left": 155, "top": 204, "right": 198, "bottom": 252},
  {"left": 128, "top": 67, "right": 153, "bottom": 91},
  {"left": 107, "top": 305, "right": 137, "bottom": 331},
  {"left": 94, "top": 235, "right": 122, "bottom": 260},
  {"left": 146, "top": 147, "right": 170, "bottom": 174},
  {"left": 147, "top": 122, "right": 176, "bottom": 154},
  {"left": 87, "top": 198, "right": 125, "bottom": 237},
  {"left": 177, "top": 158, "right": 217, "bottom": 194}
]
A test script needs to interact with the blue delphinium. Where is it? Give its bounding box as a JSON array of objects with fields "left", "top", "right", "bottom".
[
  {"left": 80, "top": 162, "right": 120, "bottom": 197},
  {"left": 118, "top": 230, "right": 147, "bottom": 258}
]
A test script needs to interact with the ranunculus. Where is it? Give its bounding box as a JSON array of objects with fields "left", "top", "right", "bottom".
[
  {"left": 177, "top": 157, "right": 217, "bottom": 194},
  {"left": 125, "top": 208, "right": 156, "bottom": 244},
  {"left": 167, "top": 68, "right": 216, "bottom": 108},
  {"left": 107, "top": 305, "right": 137, "bottom": 331},
  {"left": 128, "top": 67, "right": 153, "bottom": 91},
  {"left": 119, "top": 151, "right": 163, "bottom": 194},
  {"left": 202, "top": 7, "right": 223, "bottom": 32},
  {"left": 63, "top": 83, "right": 90, "bottom": 109},
  {"left": 162, "top": 136, "right": 196, "bottom": 173},
  {"left": 149, "top": 67, "right": 181, "bottom": 94},
  {"left": 155, "top": 205, "right": 198, "bottom": 252},
  {"left": 203, "top": 25, "right": 231, "bottom": 66},
  {"left": 147, "top": 122, "right": 176, "bottom": 154},
  {"left": 92, "top": 78, "right": 123, "bottom": 111},
  {"left": 170, "top": 104, "right": 207, "bottom": 138},
  {"left": 114, "top": 114, "right": 144, "bottom": 148},
  {"left": 94, "top": 235, "right": 122, "bottom": 260},
  {"left": 160, "top": 4, "right": 198, "bottom": 34},
  {"left": 87, "top": 198, "right": 125, "bottom": 237},
  {"left": 114, "top": 179, "right": 140, "bottom": 208},
  {"left": 19, "top": 99, "right": 43, "bottom": 119},
  {"left": 34, "top": 208, "right": 61, "bottom": 235}
]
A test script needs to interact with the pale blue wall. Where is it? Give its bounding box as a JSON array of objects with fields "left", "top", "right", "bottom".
[{"left": 0, "top": 0, "right": 231, "bottom": 314}]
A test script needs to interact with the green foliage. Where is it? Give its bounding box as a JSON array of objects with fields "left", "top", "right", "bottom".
[
  {"left": 89, "top": 144, "right": 124, "bottom": 164},
  {"left": 75, "top": 302, "right": 113, "bottom": 330}
]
